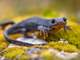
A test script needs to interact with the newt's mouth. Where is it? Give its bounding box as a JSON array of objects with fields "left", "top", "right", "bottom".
[{"left": 50, "top": 22, "right": 65, "bottom": 32}]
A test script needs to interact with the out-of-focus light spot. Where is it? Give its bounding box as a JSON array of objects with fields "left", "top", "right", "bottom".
[{"left": 59, "top": 12, "right": 67, "bottom": 17}]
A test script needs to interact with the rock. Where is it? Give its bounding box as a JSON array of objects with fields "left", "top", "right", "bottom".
[{"left": 56, "top": 51, "right": 79, "bottom": 60}]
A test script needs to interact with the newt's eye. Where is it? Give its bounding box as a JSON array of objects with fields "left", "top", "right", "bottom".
[
  {"left": 51, "top": 19, "right": 55, "bottom": 23},
  {"left": 63, "top": 17, "right": 67, "bottom": 22}
]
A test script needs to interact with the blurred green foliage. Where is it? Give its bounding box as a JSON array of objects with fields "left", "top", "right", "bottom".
[{"left": 43, "top": 10, "right": 59, "bottom": 17}]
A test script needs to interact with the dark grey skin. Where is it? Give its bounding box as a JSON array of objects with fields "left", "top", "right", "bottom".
[
  {"left": 4, "top": 16, "right": 67, "bottom": 46},
  {"left": 6, "top": 16, "right": 67, "bottom": 39}
]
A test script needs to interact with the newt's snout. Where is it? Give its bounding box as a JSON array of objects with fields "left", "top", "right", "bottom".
[{"left": 50, "top": 17, "right": 67, "bottom": 32}]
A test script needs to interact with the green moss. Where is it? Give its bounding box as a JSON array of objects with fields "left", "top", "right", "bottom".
[
  {"left": 48, "top": 42, "right": 78, "bottom": 52},
  {"left": 3, "top": 47, "right": 24, "bottom": 59},
  {"left": 41, "top": 50, "right": 62, "bottom": 60}
]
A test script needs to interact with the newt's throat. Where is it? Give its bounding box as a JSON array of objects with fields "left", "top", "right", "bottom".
[{"left": 50, "top": 22, "right": 65, "bottom": 32}]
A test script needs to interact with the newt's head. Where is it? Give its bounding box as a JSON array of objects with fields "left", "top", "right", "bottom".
[{"left": 49, "top": 17, "right": 67, "bottom": 32}]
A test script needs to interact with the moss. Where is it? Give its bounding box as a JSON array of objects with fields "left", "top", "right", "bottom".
[
  {"left": 41, "top": 50, "right": 62, "bottom": 60},
  {"left": 48, "top": 42, "right": 78, "bottom": 52},
  {"left": 3, "top": 47, "right": 24, "bottom": 59}
]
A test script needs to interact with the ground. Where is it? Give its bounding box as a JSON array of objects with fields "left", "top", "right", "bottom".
[{"left": 0, "top": 16, "right": 80, "bottom": 60}]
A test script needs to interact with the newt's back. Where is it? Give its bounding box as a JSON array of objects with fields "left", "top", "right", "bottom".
[{"left": 18, "top": 17, "right": 50, "bottom": 27}]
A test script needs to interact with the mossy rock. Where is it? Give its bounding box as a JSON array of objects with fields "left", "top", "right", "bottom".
[{"left": 48, "top": 42, "right": 79, "bottom": 52}]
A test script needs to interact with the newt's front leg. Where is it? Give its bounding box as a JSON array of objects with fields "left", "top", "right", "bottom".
[
  {"left": 43, "top": 31, "right": 48, "bottom": 40},
  {"left": 39, "top": 30, "right": 48, "bottom": 40},
  {"left": 37, "top": 25, "right": 49, "bottom": 40}
]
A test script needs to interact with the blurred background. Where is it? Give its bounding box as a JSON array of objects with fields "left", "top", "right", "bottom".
[{"left": 0, "top": 0, "right": 80, "bottom": 21}]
